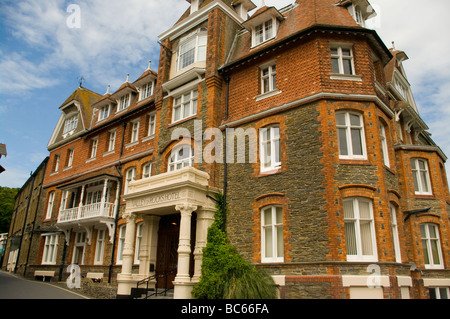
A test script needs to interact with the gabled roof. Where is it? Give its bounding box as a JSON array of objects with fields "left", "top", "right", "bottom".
[
  {"left": 222, "top": 0, "right": 389, "bottom": 71},
  {"left": 48, "top": 87, "right": 102, "bottom": 150}
]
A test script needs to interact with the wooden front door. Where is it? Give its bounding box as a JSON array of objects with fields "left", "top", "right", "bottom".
[{"left": 156, "top": 214, "right": 180, "bottom": 289}]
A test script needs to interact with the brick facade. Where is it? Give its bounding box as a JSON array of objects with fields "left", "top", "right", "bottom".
[{"left": 4, "top": 0, "right": 449, "bottom": 299}]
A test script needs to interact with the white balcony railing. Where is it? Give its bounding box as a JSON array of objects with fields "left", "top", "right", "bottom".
[{"left": 58, "top": 202, "right": 116, "bottom": 224}]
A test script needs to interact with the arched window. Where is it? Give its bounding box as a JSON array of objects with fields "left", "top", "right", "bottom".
[
  {"left": 261, "top": 205, "right": 284, "bottom": 263},
  {"left": 343, "top": 197, "right": 377, "bottom": 261},
  {"left": 168, "top": 145, "right": 194, "bottom": 172}
]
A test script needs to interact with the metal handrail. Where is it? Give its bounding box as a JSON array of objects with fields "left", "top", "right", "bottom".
[{"left": 134, "top": 270, "right": 176, "bottom": 299}]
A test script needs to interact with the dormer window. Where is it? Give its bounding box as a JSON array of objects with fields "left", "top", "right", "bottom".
[
  {"left": 139, "top": 82, "right": 154, "bottom": 101},
  {"left": 343, "top": 1, "right": 377, "bottom": 28},
  {"left": 254, "top": 19, "right": 274, "bottom": 46},
  {"left": 242, "top": 6, "right": 283, "bottom": 48},
  {"left": 98, "top": 105, "right": 111, "bottom": 121},
  {"left": 63, "top": 115, "right": 78, "bottom": 135},
  {"left": 117, "top": 94, "right": 130, "bottom": 112},
  {"left": 177, "top": 30, "right": 207, "bottom": 71}
]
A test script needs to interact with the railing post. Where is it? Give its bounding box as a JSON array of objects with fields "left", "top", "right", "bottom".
[
  {"left": 78, "top": 185, "right": 85, "bottom": 220},
  {"left": 100, "top": 178, "right": 108, "bottom": 217}
]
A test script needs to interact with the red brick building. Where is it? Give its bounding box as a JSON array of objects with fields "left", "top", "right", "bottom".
[{"left": 7, "top": 0, "right": 449, "bottom": 299}]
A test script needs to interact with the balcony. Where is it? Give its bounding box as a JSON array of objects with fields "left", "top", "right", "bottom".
[{"left": 58, "top": 202, "right": 116, "bottom": 224}]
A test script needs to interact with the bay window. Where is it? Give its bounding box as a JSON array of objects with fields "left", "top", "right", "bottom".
[{"left": 178, "top": 32, "right": 207, "bottom": 71}]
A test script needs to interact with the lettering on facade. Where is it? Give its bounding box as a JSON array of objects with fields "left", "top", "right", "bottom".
[{"left": 131, "top": 192, "right": 180, "bottom": 208}]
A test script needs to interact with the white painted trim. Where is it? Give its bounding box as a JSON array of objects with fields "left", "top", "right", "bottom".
[
  {"left": 159, "top": 0, "right": 244, "bottom": 41},
  {"left": 397, "top": 276, "right": 413, "bottom": 287},
  {"left": 423, "top": 278, "right": 450, "bottom": 287},
  {"left": 342, "top": 275, "right": 390, "bottom": 287}
]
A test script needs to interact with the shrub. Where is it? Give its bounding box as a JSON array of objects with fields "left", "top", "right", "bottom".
[{"left": 192, "top": 193, "right": 278, "bottom": 299}]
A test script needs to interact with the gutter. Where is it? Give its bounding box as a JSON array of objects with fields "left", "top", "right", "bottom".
[{"left": 219, "top": 25, "right": 393, "bottom": 73}]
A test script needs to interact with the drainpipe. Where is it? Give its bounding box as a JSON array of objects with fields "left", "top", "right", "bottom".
[{"left": 223, "top": 76, "right": 230, "bottom": 230}]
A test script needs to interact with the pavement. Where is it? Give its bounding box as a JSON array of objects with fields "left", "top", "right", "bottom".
[{"left": 0, "top": 270, "right": 89, "bottom": 299}]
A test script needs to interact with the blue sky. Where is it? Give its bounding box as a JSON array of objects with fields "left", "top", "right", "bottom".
[{"left": 0, "top": 0, "right": 449, "bottom": 188}]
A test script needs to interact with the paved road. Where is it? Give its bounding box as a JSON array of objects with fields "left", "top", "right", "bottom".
[{"left": 0, "top": 271, "right": 88, "bottom": 299}]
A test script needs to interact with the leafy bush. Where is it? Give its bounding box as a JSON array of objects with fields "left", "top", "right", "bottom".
[{"left": 192, "top": 193, "right": 278, "bottom": 299}]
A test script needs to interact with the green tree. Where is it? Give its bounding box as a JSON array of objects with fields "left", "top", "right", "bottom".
[
  {"left": 0, "top": 187, "right": 19, "bottom": 233},
  {"left": 192, "top": 193, "right": 278, "bottom": 299}
]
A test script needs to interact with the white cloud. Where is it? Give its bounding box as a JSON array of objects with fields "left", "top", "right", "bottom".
[{"left": 1, "top": 0, "right": 190, "bottom": 92}]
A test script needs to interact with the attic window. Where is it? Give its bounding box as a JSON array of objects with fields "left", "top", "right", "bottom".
[
  {"left": 117, "top": 93, "right": 131, "bottom": 112},
  {"left": 63, "top": 115, "right": 78, "bottom": 135},
  {"left": 254, "top": 19, "right": 274, "bottom": 46}
]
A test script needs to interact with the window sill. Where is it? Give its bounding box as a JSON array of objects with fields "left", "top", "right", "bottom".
[
  {"left": 125, "top": 141, "right": 139, "bottom": 149},
  {"left": 142, "top": 135, "right": 155, "bottom": 143},
  {"left": 103, "top": 150, "right": 115, "bottom": 157},
  {"left": 330, "top": 73, "right": 362, "bottom": 82},
  {"left": 339, "top": 158, "right": 370, "bottom": 165},
  {"left": 63, "top": 166, "right": 72, "bottom": 172},
  {"left": 414, "top": 194, "right": 435, "bottom": 199},
  {"left": 50, "top": 171, "right": 59, "bottom": 176},
  {"left": 169, "top": 114, "right": 198, "bottom": 127},
  {"left": 258, "top": 167, "right": 282, "bottom": 177},
  {"left": 85, "top": 157, "right": 96, "bottom": 164},
  {"left": 255, "top": 89, "right": 282, "bottom": 102}
]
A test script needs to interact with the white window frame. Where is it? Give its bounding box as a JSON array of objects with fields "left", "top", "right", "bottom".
[
  {"left": 46, "top": 191, "right": 55, "bottom": 219},
  {"left": 90, "top": 138, "right": 98, "bottom": 159},
  {"left": 124, "top": 167, "right": 136, "bottom": 195},
  {"left": 72, "top": 232, "right": 86, "bottom": 265},
  {"left": 261, "top": 205, "right": 284, "bottom": 263},
  {"left": 54, "top": 154, "right": 60, "bottom": 172},
  {"left": 390, "top": 204, "right": 402, "bottom": 263},
  {"left": 259, "top": 125, "right": 281, "bottom": 172},
  {"left": 63, "top": 115, "right": 78, "bottom": 135},
  {"left": 116, "top": 225, "right": 126, "bottom": 265},
  {"left": 260, "top": 63, "right": 277, "bottom": 94},
  {"left": 139, "top": 82, "right": 154, "bottom": 101},
  {"left": 253, "top": 18, "right": 275, "bottom": 47},
  {"left": 98, "top": 105, "right": 111, "bottom": 121},
  {"left": 117, "top": 93, "right": 131, "bottom": 112},
  {"left": 411, "top": 158, "right": 432, "bottom": 195},
  {"left": 429, "top": 287, "right": 449, "bottom": 299},
  {"left": 134, "top": 223, "right": 143, "bottom": 264},
  {"left": 343, "top": 197, "right": 378, "bottom": 262},
  {"left": 142, "top": 162, "right": 152, "bottom": 179},
  {"left": 177, "top": 31, "right": 207, "bottom": 71},
  {"left": 172, "top": 89, "right": 198, "bottom": 123},
  {"left": 168, "top": 145, "right": 194, "bottom": 172},
  {"left": 379, "top": 123, "right": 390, "bottom": 167},
  {"left": 108, "top": 130, "right": 116, "bottom": 153},
  {"left": 331, "top": 45, "right": 355, "bottom": 75},
  {"left": 147, "top": 112, "right": 156, "bottom": 137},
  {"left": 94, "top": 229, "right": 106, "bottom": 265},
  {"left": 131, "top": 120, "right": 140, "bottom": 143},
  {"left": 420, "top": 223, "right": 444, "bottom": 269},
  {"left": 67, "top": 149, "right": 74, "bottom": 168},
  {"left": 336, "top": 111, "right": 367, "bottom": 160},
  {"left": 42, "top": 234, "right": 59, "bottom": 265}
]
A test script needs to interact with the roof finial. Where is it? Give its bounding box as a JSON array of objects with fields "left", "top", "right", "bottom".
[
  {"left": 147, "top": 60, "right": 152, "bottom": 70},
  {"left": 261, "top": 0, "right": 266, "bottom": 7},
  {"left": 391, "top": 41, "right": 396, "bottom": 50},
  {"left": 126, "top": 73, "right": 130, "bottom": 83},
  {"left": 78, "top": 75, "right": 85, "bottom": 88},
  {"left": 106, "top": 84, "right": 111, "bottom": 95}
]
